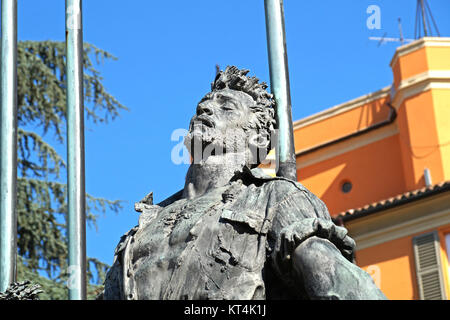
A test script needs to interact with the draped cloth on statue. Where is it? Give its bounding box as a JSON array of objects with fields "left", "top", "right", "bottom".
[{"left": 103, "top": 167, "right": 355, "bottom": 300}]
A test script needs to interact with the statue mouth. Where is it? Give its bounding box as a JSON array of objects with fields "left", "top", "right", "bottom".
[{"left": 195, "top": 115, "right": 215, "bottom": 128}]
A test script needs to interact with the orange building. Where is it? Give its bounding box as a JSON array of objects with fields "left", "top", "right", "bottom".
[{"left": 292, "top": 37, "right": 450, "bottom": 300}]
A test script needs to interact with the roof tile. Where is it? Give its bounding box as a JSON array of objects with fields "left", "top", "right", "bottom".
[{"left": 336, "top": 181, "right": 450, "bottom": 222}]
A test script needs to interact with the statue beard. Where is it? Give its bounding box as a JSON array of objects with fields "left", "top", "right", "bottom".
[
  {"left": 184, "top": 123, "right": 249, "bottom": 164},
  {"left": 184, "top": 123, "right": 217, "bottom": 153}
]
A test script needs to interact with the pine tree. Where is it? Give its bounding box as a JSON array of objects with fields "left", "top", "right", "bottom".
[{"left": 15, "top": 40, "right": 127, "bottom": 299}]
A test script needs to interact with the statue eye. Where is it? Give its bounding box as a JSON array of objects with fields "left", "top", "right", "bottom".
[
  {"left": 216, "top": 94, "right": 227, "bottom": 101},
  {"left": 215, "top": 93, "right": 237, "bottom": 110}
]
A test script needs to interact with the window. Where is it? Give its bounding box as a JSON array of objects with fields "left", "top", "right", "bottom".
[
  {"left": 341, "top": 181, "right": 352, "bottom": 193},
  {"left": 413, "top": 231, "right": 447, "bottom": 300},
  {"left": 446, "top": 233, "right": 450, "bottom": 282}
]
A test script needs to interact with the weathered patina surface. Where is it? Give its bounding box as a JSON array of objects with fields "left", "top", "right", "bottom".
[
  {"left": 103, "top": 66, "right": 387, "bottom": 300},
  {"left": 0, "top": 281, "right": 42, "bottom": 300}
]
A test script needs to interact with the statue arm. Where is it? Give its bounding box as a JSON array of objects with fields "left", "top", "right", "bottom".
[
  {"left": 268, "top": 193, "right": 386, "bottom": 299},
  {"left": 267, "top": 183, "right": 355, "bottom": 264},
  {"left": 103, "top": 258, "right": 125, "bottom": 300},
  {"left": 103, "top": 226, "right": 138, "bottom": 300},
  {"left": 276, "top": 218, "right": 355, "bottom": 262}
]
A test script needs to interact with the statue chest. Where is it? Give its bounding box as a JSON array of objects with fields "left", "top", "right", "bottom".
[
  {"left": 133, "top": 186, "right": 227, "bottom": 258},
  {"left": 123, "top": 182, "right": 269, "bottom": 299}
]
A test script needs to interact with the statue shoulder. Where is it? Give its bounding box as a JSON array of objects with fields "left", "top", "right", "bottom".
[
  {"left": 156, "top": 189, "right": 184, "bottom": 207},
  {"left": 247, "top": 172, "right": 330, "bottom": 221},
  {"left": 113, "top": 226, "right": 139, "bottom": 263}
]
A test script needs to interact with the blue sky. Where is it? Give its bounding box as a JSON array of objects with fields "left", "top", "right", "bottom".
[{"left": 17, "top": 0, "right": 450, "bottom": 267}]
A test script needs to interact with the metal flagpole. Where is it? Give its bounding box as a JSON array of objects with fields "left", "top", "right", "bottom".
[
  {"left": 65, "top": 0, "right": 87, "bottom": 300},
  {"left": 0, "top": 0, "right": 18, "bottom": 293},
  {"left": 264, "top": 0, "right": 297, "bottom": 181}
]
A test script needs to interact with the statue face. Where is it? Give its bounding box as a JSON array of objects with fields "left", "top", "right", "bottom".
[
  {"left": 185, "top": 88, "right": 258, "bottom": 159},
  {"left": 194, "top": 88, "right": 255, "bottom": 132}
]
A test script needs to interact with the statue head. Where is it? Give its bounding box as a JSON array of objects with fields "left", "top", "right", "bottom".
[{"left": 185, "top": 66, "right": 276, "bottom": 168}]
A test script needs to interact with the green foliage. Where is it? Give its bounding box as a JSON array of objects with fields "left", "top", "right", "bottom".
[
  {"left": 15, "top": 40, "right": 127, "bottom": 299},
  {"left": 17, "top": 256, "right": 103, "bottom": 300}
]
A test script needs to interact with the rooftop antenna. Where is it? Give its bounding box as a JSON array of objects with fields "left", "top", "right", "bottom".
[
  {"left": 398, "top": 18, "right": 405, "bottom": 45},
  {"left": 415, "top": 0, "right": 440, "bottom": 39},
  {"left": 368, "top": 14, "right": 414, "bottom": 47},
  {"left": 369, "top": 23, "right": 414, "bottom": 46}
]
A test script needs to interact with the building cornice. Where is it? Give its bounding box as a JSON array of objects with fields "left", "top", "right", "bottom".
[
  {"left": 392, "top": 70, "right": 450, "bottom": 107},
  {"left": 390, "top": 37, "right": 450, "bottom": 69},
  {"left": 341, "top": 186, "right": 450, "bottom": 251},
  {"left": 296, "top": 121, "right": 398, "bottom": 169},
  {"left": 352, "top": 206, "right": 450, "bottom": 251},
  {"left": 293, "top": 86, "right": 391, "bottom": 131},
  {"left": 337, "top": 181, "right": 450, "bottom": 221},
  {"left": 294, "top": 38, "right": 450, "bottom": 133}
]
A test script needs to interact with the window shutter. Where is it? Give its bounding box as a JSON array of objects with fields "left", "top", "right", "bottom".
[{"left": 413, "top": 231, "right": 446, "bottom": 300}]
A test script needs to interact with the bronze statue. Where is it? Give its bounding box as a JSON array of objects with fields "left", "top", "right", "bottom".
[{"left": 103, "top": 66, "right": 387, "bottom": 300}]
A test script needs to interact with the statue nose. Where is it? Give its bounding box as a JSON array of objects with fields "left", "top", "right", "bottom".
[{"left": 197, "top": 103, "right": 213, "bottom": 116}]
